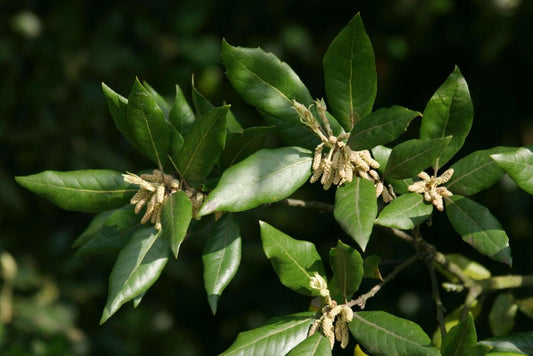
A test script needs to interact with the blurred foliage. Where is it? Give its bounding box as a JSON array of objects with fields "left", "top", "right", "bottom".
[{"left": 1, "top": 0, "right": 532, "bottom": 355}]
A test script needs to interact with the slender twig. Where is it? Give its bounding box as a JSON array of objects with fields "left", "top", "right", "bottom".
[
  {"left": 278, "top": 198, "right": 334, "bottom": 212},
  {"left": 427, "top": 263, "right": 447, "bottom": 339},
  {"left": 347, "top": 254, "right": 419, "bottom": 309}
]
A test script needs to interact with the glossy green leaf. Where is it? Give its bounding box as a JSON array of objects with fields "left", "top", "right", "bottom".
[
  {"left": 329, "top": 240, "right": 363, "bottom": 301},
  {"left": 384, "top": 137, "right": 451, "bottom": 179},
  {"left": 100, "top": 227, "right": 169, "bottom": 324},
  {"left": 177, "top": 105, "right": 228, "bottom": 180},
  {"left": 167, "top": 126, "right": 185, "bottom": 167},
  {"left": 221, "top": 39, "right": 319, "bottom": 149},
  {"left": 490, "top": 293, "right": 518, "bottom": 336},
  {"left": 420, "top": 66, "right": 474, "bottom": 169},
  {"left": 15, "top": 170, "right": 136, "bottom": 213},
  {"left": 132, "top": 293, "right": 144, "bottom": 308},
  {"left": 101, "top": 82, "right": 138, "bottom": 150},
  {"left": 127, "top": 78, "right": 171, "bottom": 167},
  {"left": 349, "top": 311, "right": 440, "bottom": 356},
  {"left": 220, "top": 312, "right": 316, "bottom": 356},
  {"left": 168, "top": 84, "right": 196, "bottom": 135},
  {"left": 218, "top": 126, "right": 274, "bottom": 170},
  {"left": 202, "top": 214, "right": 241, "bottom": 315},
  {"left": 287, "top": 332, "right": 331, "bottom": 356},
  {"left": 143, "top": 81, "right": 171, "bottom": 118},
  {"left": 479, "top": 332, "right": 533, "bottom": 354},
  {"left": 375, "top": 193, "right": 433, "bottom": 230},
  {"left": 348, "top": 106, "right": 420, "bottom": 150},
  {"left": 199, "top": 147, "right": 312, "bottom": 215},
  {"left": 445, "top": 195, "right": 512, "bottom": 266},
  {"left": 447, "top": 147, "right": 517, "bottom": 196},
  {"left": 323, "top": 13, "right": 376, "bottom": 131},
  {"left": 334, "top": 178, "right": 377, "bottom": 251},
  {"left": 73, "top": 205, "right": 140, "bottom": 255},
  {"left": 441, "top": 313, "right": 491, "bottom": 356},
  {"left": 491, "top": 147, "right": 533, "bottom": 195},
  {"left": 486, "top": 352, "right": 528, "bottom": 356},
  {"left": 260, "top": 221, "right": 326, "bottom": 296},
  {"left": 161, "top": 191, "right": 192, "bottom": 258}
]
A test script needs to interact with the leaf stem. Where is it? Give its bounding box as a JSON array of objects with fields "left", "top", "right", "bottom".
[{"left": 278, "top": 198, "right": 334, "bottom": 212}]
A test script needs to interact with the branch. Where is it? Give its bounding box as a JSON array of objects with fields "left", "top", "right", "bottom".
[
  {"left": 278, "top": 198, "right": 334, "bottom": 212},
  {"left": 347, "top": 254, "right": 419, "bottom": 309},
  {"left": 427, "top": 263, "right": 447, "bottom": 339}
]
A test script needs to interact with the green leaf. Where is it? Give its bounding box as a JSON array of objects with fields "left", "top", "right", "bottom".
[
  {"left": 167, "top": 126, "right": 185, "bottom": 167},
  {"left": 349, "top": 311, "right": 440, "bottom": 356},
  {"left": 375, "top": 193, "right": 433, "bottom": 230},
  {"left": 127, "top": 78, "right": 171, "bottom": 167},
  {"left": 329, "top": 240, "right": 363, "bottom": 301},
  {"left": 445, "top": 195, "right": 512, "bottom": 266},
  {"left": 259, "top": 221, "right": 326, "bottom": 296},
  {"left": 72, "top": 205, "right": 140, "bottom": 255},
  {"left": 420, "top": 66, "right": 474, "bottom": 169},
  {"left": 221, "top": 39, "right": 319, "bottom": 149},
  {"left": 384, "top": 137, "right": 452, "bottom": 179},
  {"left": 348, "top": 106, "right": 420, "bottom": 150},
  {"left": 447, "top": 147, "right": 517, "bottom": 196},
  {"left": 15, "top": 170, "right": 136, "bottom": 213},
  {"left": 516, "top": 297, "right": 533, "bottom": 318},
  {"left": 441, "top": 313, "right": 491, "bottom": 356},
  {"left": 168, "top": 84, "right": 196, "bottom": 135},
  {"left": 491, "top": 147, "right": 533, "bottom": 195},
  {"left": 202, "top": 214, "right": 241, "bottom": 315},
  {"left": 490, "top": 293, "right": 518, "bottom": 336},
  {"left": 334, "top": 178, "right": 377, "bottom": 251},
  {"left": 101, "top": 82, "right": 138, "bottom": 150},
  {"left": 143, "top": 81, "right": 171, "bottom": 118},
  {"left": 100, "top": 227, "right": 169, "bottom": 324},
  {"left": 220, "top": 312, "right": 316, "bottom": 356},
  {"left": 444, "top": 254, "right": 491, "bottom": 281},
  {"left": 287, "top": 332, "right": 332, "bottom": 356},
  {"left": 218, "top": 126, "right": 274, "bottom": 171},
  {"left": 161, "top": 191, "right": 192, "bottom": 258},
  {"left": 363, "top": 255, "right": 383, "bottom": 280},
  {"left": 479, "top": 332, "right": 533, "bottom": 354},
  {"left": 199, "top": 147, "right": 312, "bottom": 215},
  {"left": 177, "top": 105, "right": 228, "bottom": 180},
  {"left": 371, "top": 145, "right": 414, "bottom": 194},
  {"left": 323, "top": 13, "right": 376, "bottom": 131}
]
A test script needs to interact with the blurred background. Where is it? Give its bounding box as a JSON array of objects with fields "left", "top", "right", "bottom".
[{"left": 1, "top": 0, "right": 532, "bottom": 355}]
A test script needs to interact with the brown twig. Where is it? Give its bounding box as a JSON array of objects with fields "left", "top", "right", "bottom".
[{"left": 278, "top": 198, "right": 334, "bottom": 212}]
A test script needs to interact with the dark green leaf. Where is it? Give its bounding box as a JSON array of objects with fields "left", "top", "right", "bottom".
[
  {"left": 143, "top": 81, "right": 171, "bottom": 118},
  {"left": 479, "top": 332, "right": 533, "bottom": 354},
  {"left": 420, "top": 66, "right": 474, "bottom": 168},
  {"left": 100, "top": 227, "right": 169, "bottom": 324},
  {"left": 168, "top": 84, "right": 195, "bottom": 135},
  {"left": 218, "top": 126, "right": 274, "bottom": 170},
  {"left": 220, "top": 312, "right": 316, "bottom": 356},
  {"left": 221, "top": 39, "right": 319, "bottom": 148},
  {"left": 323, "top": 13, "right": 376, "bottom": 131},
  {"left": 202, "top": 214, "right": 241, "bottom": 315},
  {"left": 384, "top": 137, "right": 451, "bottom": 179},
  {"left": 329, "top": 240, "right": 363, "bottom": 301},
  {"left": 191, "top": 78, "right": 215, "bottom": 116},
  {"left": 334, "top": 178, "right": 377, "bottom": 251},
  {"left": 177, "top": 105, "right": 228, "bottom": 180},
  {"left": 199, "top": 147, "right": 312, "bottom": 215},
  {"left": 375, "top": 193, "right": 433, "bottom": 230},
  {"left": 349, "top": 311, "right": 440, "bottom": 356},
  {"left": 447, "top": 147, "right": 517, "bottom": 195},
  {"left": 348, "top": 106, "right": 420, "bottom": 150},
  {"left": 260, "top": 221, "right": 326, "bottom": 296},
  {"left": 73, "top": 205, "right": 140, "bottom": 255},
  {"left": 127, "top": 78, "right": 171, "bottom": 167},
  {"left": 15, "top": 170, "right": 136, "bottom": 213},
  {"left": 161, "top": 191, "right": 192, "bottom": 258},
  {"left": 445, "top": 195, "right": 512, "bottom": 266},
  {"left": 363, "top": 255, "right": 383, "bottom": 280},
  {"left": 167, "top": 126, "right": 185, "bottom": 168},
  {"left": 370, "top": 145, "right": 414, "bottom": 194},
  {"left": 101, "top": 82, "right": 138, "bottom": 150},
  {"left": 491, "top": 147, "right": 533, "bottom": 195},
  {"left": 490, "top": 293, "right": 518, "bottom": 336},
  {"left": 287, "top": 332, "right": 331, "bottom": 356},
  {"left": 442, "top": 313, "right": 491, "bottom": 356}
]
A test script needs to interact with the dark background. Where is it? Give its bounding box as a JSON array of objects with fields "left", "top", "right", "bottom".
[{"left": 1, "top": 0, "right": 532, "bottom": 355}]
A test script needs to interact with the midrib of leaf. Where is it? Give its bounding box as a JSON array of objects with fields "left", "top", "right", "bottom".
[
  {"left": 352, "top": 313, "right": 429, "bottom": 349},
  {"left": 139, "top": 99, "right": 162, "bottom": 168},
  {"left": 446, "top": 198, "right": 502, "bottom": 251},
  {"left": 352, "top": 180, "right": 363, "bottom": 234},
  {"left": 271, "top": 238, "right": 312, "bottom": 280},
  {"left": 436, "top": 84, "right": 458, "bottom": 140},
  {"left": 224, "top": 318, "right": 312, "bottom": 355},
  {"left": 389, "top": 198, "right": 426, "bottom": 218},
  {"left": 309, "top": 335, "right": 323, "bottom": 354},
  {"left": 447, "top": 160, "right": 496, "bottom": 190},
  {"left": 181, "top": 114, "right": 221, "bottom": 178},
  {"left": 348, "top": 24, "right": 356, "bottom": 126},
  {"left": 228, "top": 52, "right": 294, "bottom": 107}
]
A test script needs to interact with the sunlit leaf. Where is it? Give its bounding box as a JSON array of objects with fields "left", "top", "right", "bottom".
[
  {"left": 161, "top": 191, "right": 192, "bottom": 258},
  {"left": 287, "top": 332, "right": 331, "bottom": 356},
  {"left": 490, "top": 293, "right": 518, "bottom": 336},
  {"left": 479, "top": 332, "right": 533, "bottom": 354},
  {"left": 375, "top": 193, "right": 433, "bottom": 230},
  {"left": 491, "top": 147, "right": 533, "bottom": 195},
  {"left": 101, "top": 82, "right": 138, "bottom": 150}
]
